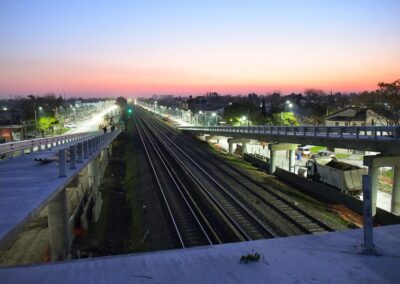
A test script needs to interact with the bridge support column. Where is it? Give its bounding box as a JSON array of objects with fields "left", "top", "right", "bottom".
[
  {"left": 228, "top": 142, "right": 234, "bottom": 155},
  {"left": 369, "top": 167, "right": 379, "bottom": 216},
  {"left": 269, "top": 150, "right": 276, "bottom": 174},
  {"left": 391, "top": 166, "right": 400, "bottom": 215},
  {"left": 48, "top": 189, "right": 70, "bottom": 261},
  {"left": 108, "top": 144, "right": 113, "bottom": 157},
  {"left": 88, "top": 157, "right": 99, "bottom": 189},
  {"left": 289, "top": 149, "right": 295, "bottom": 173},
  {"left": 364, "top": 155, "right": 400, "bottom": 216},
  {"left": 242, "top": 140, "right": 248, "bottom": 156},
  {"left": 268, "top": 143, "right": 297, "bottom": 175},
  {"left": 88, "top": 156, "right": 103, "bottom": 222}
]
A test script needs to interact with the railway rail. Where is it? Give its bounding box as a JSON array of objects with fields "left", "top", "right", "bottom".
[
  {"left": 138, "top": 107, "right": 334, "bottom": 236},
  {"left": 135, "top": 116, "right": 214, "bottom": 248},
  {"left": 136, "top": 112, "right": 277, "bottom": 243}
]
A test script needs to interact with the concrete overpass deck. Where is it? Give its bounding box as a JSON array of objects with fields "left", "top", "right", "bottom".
[
  {"left": 179, "top": 125, "right": 400, "bottom": 154},
  {"left": 0, "top": 131, "right": 120, "bottom": 249},
  {"left": 1, "top": 225, "right": 399, "bottom": 283}
]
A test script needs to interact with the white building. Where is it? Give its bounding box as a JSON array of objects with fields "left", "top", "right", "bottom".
[{"left": 325, "top": 107, "right": 383, "bottom": 126}]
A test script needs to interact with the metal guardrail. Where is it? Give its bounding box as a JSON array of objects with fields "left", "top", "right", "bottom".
[
  {"left": 1, "top": 129, "right": 121, "bottom": 177},
  {"left": 57, "top": 130, "right": 121, "bottom": 177},
  {"left": 0, "top": 132, "right": 97, "bottom": 158},
  {"left": 178, "top": 125, "right": 400, "bottom": 140}
]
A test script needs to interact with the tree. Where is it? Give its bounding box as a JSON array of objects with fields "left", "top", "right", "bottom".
[
  {"left": 116, "top": 97, "right": 129, "bottom": 130},
  {"left": 271, "top": 112, "right": 299, "bottom": 126},
  {"left": 376, "top": 79, "right": 400, "bottom": 125},
  {"left": 38, "top": 116, "right": 59, "bottom": 137},
  {"left": 116, "top": 97, "right": 128, "bottom": 109},
  {"left": 223, "top": 102, "right": 254, "bottom": 125}
]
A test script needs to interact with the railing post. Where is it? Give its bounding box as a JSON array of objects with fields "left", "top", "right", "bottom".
[
  {"left": 326, "top": 127, "right": 329, "bottom": 137},
  {"left": 59, "top": 149, "right": 66, "bottom": 177},
  {"left": 374, "top": 127, "right": 377, "bottom": 140},
  {"left": 356, "top": 127, "right": 359, "bottom": 139},
  {"left": 84, "top": 140, "right": 88, "bottom": 159},
  {"left": 77, "top": 142, "right": 83, "bottom": 163},
  {"left": 340, "top": 127, "right": 343, "bottom": 138},
  {"left": 69, "top": 145, "right": 76, "bottom": 169},
  {"left": 88, "top": 139, "right": 92, "bottom": 155}
]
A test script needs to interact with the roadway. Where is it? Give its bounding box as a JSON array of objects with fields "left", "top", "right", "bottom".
[
  {"left": 66, "top": 104, "right": 118, "bottom": 134},
  {"left": 0, "top": 130, "right": 120, "bottom": 249}
]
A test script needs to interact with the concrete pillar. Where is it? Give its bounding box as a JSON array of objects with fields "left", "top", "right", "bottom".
[
  {"left": 269, "top": 150, "right": 276, "bottom": 174},
  {"left": 88, "top": 157, "right": 99, "bottom": 190},
  {"left": 289, "top": 149, "right": 295, "bottom": 173},
  {"left": 391, "top": 166, "right": 400, "bottom": 215},
  {"left": 228, "top": 142, "right": 234, "bottom": 155},
  {"left": 88, "top": 155, "right": 103, "bottom": 222},
  {"left": 100, "top": 148, "right": 108, "bottom": 170},
  {"left": 48, "top": 189, "right": 70, "bottom": 261},
  {"left": 242, "top": 141, "right": 248, "bottom": 156},
  {"left": 369, "top": 167, "right": 379, "bottom": 216}
]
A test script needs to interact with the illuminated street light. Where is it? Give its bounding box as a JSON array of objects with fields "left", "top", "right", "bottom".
[
  {"left": 281, "top": 101, "right": 293, "bottom": 125},
  {"left": 211, "top": 112, "right": 217, "bottom": 126},
  {"left": 198, "top": 110, "right": 203, "bottom": 125},
  {"left": 35, "top": 106, "right": 43, "bottom": 133}
]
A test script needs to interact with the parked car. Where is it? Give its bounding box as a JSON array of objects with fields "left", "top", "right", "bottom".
[
  {"left": 311, "top": 149, "right": 335, "bottom": 159},
  {"left": 297, "top": 145, "right": 312, "bottom": 156},
  {"left": 65, "top": 123, "right": 77, "bottom": 128}
]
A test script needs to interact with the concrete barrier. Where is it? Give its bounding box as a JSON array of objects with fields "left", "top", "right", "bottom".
[
  {"left": 274, "top": 168, "right": 400, "bottom": 226},
  {"left": 243, "top": 153, "right": 270, "bottom": 172}
]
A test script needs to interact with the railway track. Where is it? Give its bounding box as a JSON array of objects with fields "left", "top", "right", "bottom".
[
  {"left": 137, "top": 112, "right": 278, "bottom": 241},
  {"left": 140, "top": 108, "right": 334, "bottom": 236},
  {"left": 135, "top": 116, "right": 215, "bottom": 248}
]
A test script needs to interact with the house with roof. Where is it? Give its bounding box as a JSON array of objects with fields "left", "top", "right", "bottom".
[{"left": 325, "top": 107, "right": 383, "bottom": 127}]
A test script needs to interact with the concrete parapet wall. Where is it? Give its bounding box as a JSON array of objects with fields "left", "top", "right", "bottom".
[
  {"left": 243, "top": 153, "right": 270, "bottom": 172},
  {"left": 274, "top": 168, "right": 400, "bottom": 226}
]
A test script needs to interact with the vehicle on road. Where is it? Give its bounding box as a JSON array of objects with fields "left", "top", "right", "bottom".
[
  {"left": 297, "top": 145, "right": 312, "bottom": 156},
  {"left": 311, "top": 149, "right": 335, "bottom": 159},
  {"left": 304, "top": 157, "right": 366, "bottom": 196},
  {"left": 65, "top": 123, "right": 77, "bottom": 128}
]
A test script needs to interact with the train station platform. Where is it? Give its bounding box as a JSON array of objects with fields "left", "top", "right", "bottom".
[{"left": 1, "top": 224, "right": 399, "bottom": 283}]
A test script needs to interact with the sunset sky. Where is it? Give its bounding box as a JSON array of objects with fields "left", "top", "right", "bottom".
[{"left": 0, "top": 0, "right": 399, "bottom": 98}]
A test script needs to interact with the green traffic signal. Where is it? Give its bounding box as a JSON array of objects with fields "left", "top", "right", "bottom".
[{"left": 128, "top": 108, "right": 132, "bottom": 113}]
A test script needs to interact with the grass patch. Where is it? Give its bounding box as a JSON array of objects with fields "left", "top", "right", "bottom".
[
  {"left": 123, "top": 121, "right": 145, "bottom": 252},
  {"left": 335, "top": 153, "right": 351, "bottom": 159},
  {"left": 382, "top": 169, "right": 394, "bottom": 178},
  {"left": 310, "top": 146, "right": 326, "bottom": 153},
  {"left": 201, "top": 140, "right": 352, "bottom": 230}
]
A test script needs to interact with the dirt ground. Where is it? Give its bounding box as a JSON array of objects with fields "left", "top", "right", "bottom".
[{"left": 72, "top": 118, "right": 176, "bottom": 258}]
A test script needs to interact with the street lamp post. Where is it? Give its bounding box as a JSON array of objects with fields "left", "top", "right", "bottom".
[
  {"left": 241, "top": 115, "right": 247, "bottom": 126},
  {"left": 35, "top": 106, "right": 43, "bottom": 134},
  {"left": 3, "top": 107, "right": 13, "bottom": 141},
  {"left": 198, "top": 111, "right": 203, "bottom": 126},
  {"left": 281, "top": 101, "right": 293, "bottom": 125},
  {"left": 212, "top": 112, "right": 217, "bottom": 126},
  {"left": 3, "top": 107, "right": 13, "bottom": 127},
  {"left": 72, "top": 108, "right": 76, "bottom": 124}
]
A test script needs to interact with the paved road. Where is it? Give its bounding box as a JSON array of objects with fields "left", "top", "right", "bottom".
[{"left": 67, "top": 105, "right": 118, "bottom": 134}]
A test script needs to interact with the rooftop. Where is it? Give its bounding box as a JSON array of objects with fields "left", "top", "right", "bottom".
[{"left": 1, "top": 225, "right": 399, "bottom": 283}]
